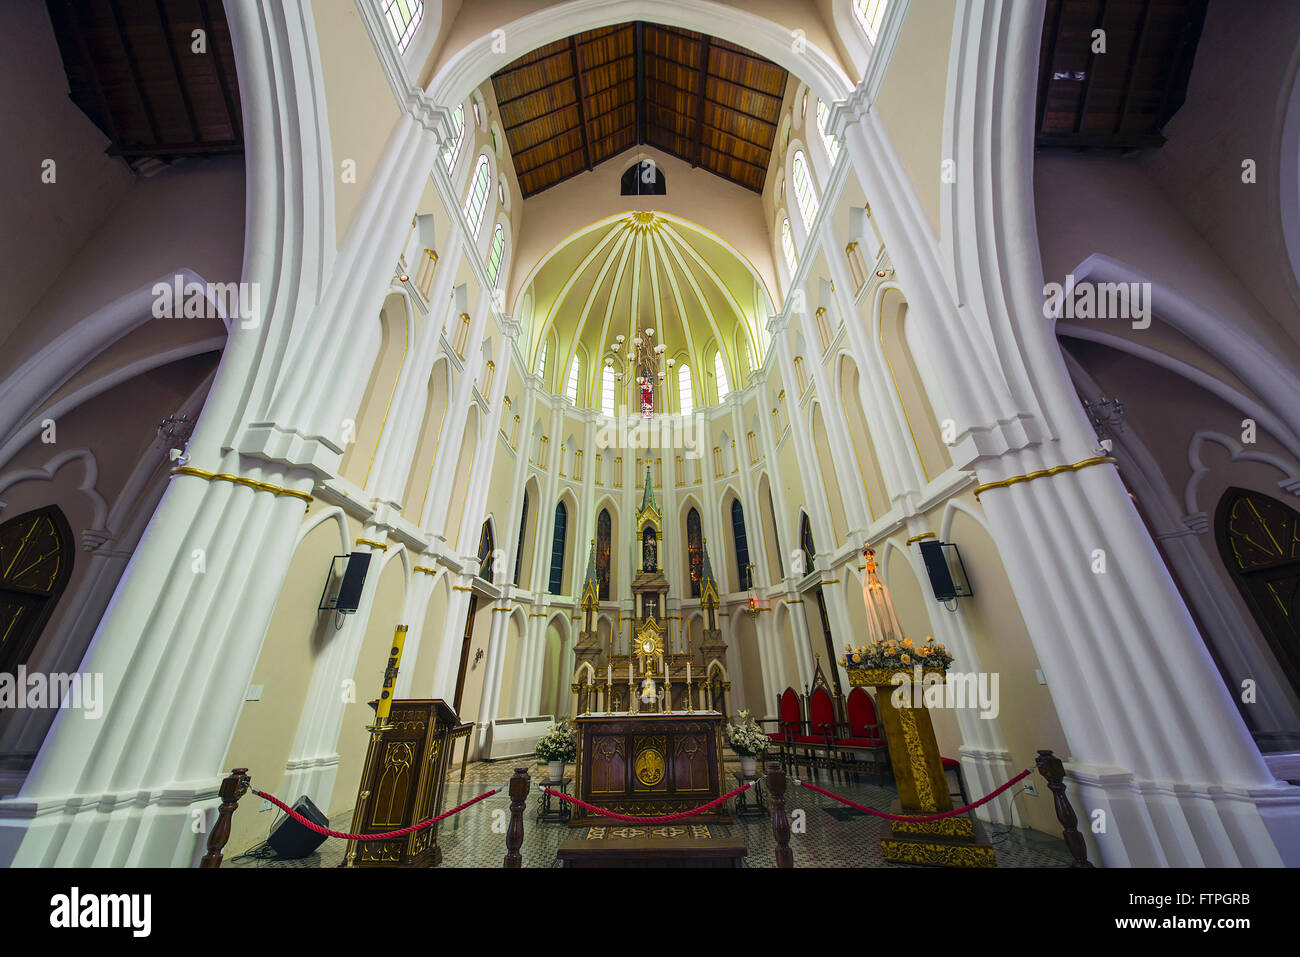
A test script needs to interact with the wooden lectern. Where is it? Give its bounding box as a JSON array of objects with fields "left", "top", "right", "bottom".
[{"left": 342, "top": 698, "right": 462, "bottom": 867}]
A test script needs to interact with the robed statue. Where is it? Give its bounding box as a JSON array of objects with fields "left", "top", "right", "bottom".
[{"left": 642, "top": 529, "right": 657, "bottom": 571}]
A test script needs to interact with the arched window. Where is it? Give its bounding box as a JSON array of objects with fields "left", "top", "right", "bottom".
[
  {"left": 478, "top": 520, "right": 496, "bottom": 582},
  {"left": 1215, "top": 487, "right": 1300, "bottom": 697},
  {"left": 465, "top": 155, "right": 492, "bottom": 234},
  {"left": 854, "top": 0, "right": 889, "bottom": 42},
  {"left": 621, "top": 161, "right": 666, "bottom": 195},
  {"left": 781, "top": 218, "right": 796, "bottom": 272},
  {"left": 566, "top": 356, "right": 581, "bottom": 403},
  {"left": 441, "top": 104, "right": 465, "bottom": 171},
  {"left": 678, "top": 364, "right": 693, "bottom": 414},
  {"left": 602, "top": 363, "right": 617, "bottom": 416},
  {"left": 382, "top": 0, "right": 423, "bottom": 54},
  {"left": 513, "top": 492, "right": 529, "bottom": 585},
  {"left": 596, "top": 509, "right": 612, "bottom": 600},
  {"left": 687, "top": 507, "right": 704, "bottom": 597},
  {"left": 486, "top": 224, "right": 506, "bottom": 287},
  {"left": 0, "top": 505, "right": 74, "bottom": 676},
  {"left": 799, "top": 513, "right": 816, "bottom": 574},
  {"left": 548, "top": 501, "right": 568, "bottom": 594},
  {"left": 792, "top": 150, "right": 818, "bottom": 227},
  {"left": 714, "top": 352, "right": 730, "bottom": 401},
  {"left": 816, "top": 99, "right": 840, "bottom": 164},
  {"left": 536, "top": 338, "right": 548, "bottom": 381},
  {"left": 731, "top": 499, "right": 752, "bottom": 590}
]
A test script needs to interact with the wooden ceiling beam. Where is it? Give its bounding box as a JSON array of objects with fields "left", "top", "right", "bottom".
[
  {"left": 154, "top": 0, "right": 200, "bottom": 144},
  {"left": 59, "top": 0, "right": 122, "bottom": 144},
  {"left": 691, "top": 36, "right": 710, "bottom": 167},
  {"left": 495, "top": 72, "right": 575, "bottom": 108},
  {"left": 635, "top": 21, "right": 646, "bottom": 144},
  {"left": 1114, "top": 0, "right": 1154, "bottom": 135},
  {"left": 1035, "top": 0, "right": 1064, "bottom": 134},
  {"left": 569, "top": 35, "right": 593, "bottom": 171},
  {"left": 196, "top": 0, "right": 240, "bottom": 138},
  {"left": 106, "top": 0, "right": 160, "bottom": 145},
  {"left": 1073, "top": 0, "right": 1111, "bottom": 133}
]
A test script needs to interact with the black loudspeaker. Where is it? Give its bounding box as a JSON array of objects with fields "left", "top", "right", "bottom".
[
  {"left": 918, "top": 540, "right": 973, "bottom": 602},
  {"left": 335, "top": 552, "right": 371, "bottom": 613},
  {"left": 267, "top": 795, "right": 330, "bottom": 859}
]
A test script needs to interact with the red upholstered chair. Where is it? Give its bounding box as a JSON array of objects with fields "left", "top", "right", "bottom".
[
  {"left": 759, "top": 688, "right": 802, "bottom": 769},
  {"left": 793, "top": 682, "right": 838, "bottom": 779},
  {"left": 828, "top": 687, "right": 890, "bottom": 786}
]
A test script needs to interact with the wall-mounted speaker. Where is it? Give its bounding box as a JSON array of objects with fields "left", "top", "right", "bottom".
[
  {"left": 919, "top": 540, "right": 973, "bottom": 602},
  {"left": 319, "top": 552, "right": 371, "bottom": 613}
]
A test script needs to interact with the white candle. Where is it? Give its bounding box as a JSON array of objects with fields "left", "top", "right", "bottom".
[
  {"left": 687, "top": 662, "right": 692, "bottom": 683},
  {"left": 607, "top": 663, "right": 612, "bottom": 685}
]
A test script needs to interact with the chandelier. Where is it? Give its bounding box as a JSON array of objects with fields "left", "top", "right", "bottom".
[{"left": 608, "top": 327, "right": 672, "bottom": 417}]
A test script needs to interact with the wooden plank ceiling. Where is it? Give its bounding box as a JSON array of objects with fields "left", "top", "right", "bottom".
[
  {"left": 491, "top": 22, "right": 788, "bottom": 198},
  {"left": 45, "top": 0, "right": 243, "bottom": 167},
  {"left": 1036, "top": 0, "right": 1209, "bottom": 149}
]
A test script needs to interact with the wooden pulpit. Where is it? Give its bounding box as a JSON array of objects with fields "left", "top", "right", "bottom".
[{"left": 342, "top": 698, "right": 462, "bottom": 867}]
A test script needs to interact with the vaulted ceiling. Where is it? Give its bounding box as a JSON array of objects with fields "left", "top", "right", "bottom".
[
  {"left": 491, "top": 22, "right": 789, "bottom": 198},
  {"left": 1036, "top": 0, "right": 1209, "bottom": 149},
  {"left": 45, "top": 0, "right": 243, "bottom": 168}
]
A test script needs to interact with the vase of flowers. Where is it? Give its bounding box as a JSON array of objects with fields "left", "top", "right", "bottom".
[
  {"left": 535, "top": 722, "right": 577, "bottom": 782},
  {"left": 725, "top": 710, "right": 768, "bottom": 777}
]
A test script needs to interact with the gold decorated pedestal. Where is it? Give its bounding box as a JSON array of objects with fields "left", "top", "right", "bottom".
[{"left": 847, "top": 668, "right": 994, "bottom": 868}]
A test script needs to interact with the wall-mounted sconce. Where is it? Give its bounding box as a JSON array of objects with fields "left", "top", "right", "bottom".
[
  {"left": 473, "top": 649, "right": 485, "bottom": 667},
  {"left": 918, "top": 540, "right": 973, "bottom": 607},
  {"left": 319, "top": 552, "right": 371, "bottom": 614}
]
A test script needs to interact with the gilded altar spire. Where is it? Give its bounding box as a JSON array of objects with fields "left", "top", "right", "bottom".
[
  {"left": 698, "top": 537, "right": 719, "bottom": 607},
  {"left": 580, "top": 539, "right": 599, "bottom": 608},
  {"left": 639, "top": 465, "right": 660, "bottom": 517}
]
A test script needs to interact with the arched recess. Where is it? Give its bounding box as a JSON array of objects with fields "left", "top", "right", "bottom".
[
  {"left": 810, "top": 403, "right": 848, "bottom": 542},
  {"left": 539, "top": 616, "right": 568, "bottom": 717},
  {"left": 220, "top": 509, "right": 348, "bottom": 853},
  {"left": 498, "top": 609, "right": 528, "bottom": 719},
  {"left": 328, "top": 548, "right": 409, "bottom": 815},
  {"left": 773, "top": 602, "right": 801, "bottom": 693},
  {"left": 683, "top": 502, "right": 704, "bottom": 597},
  {"left": 406, "top": 356, "right": 451, "bottom": 522},
  {"left": 443, "top": 404, "right": 480, "bottom": 545},
  {"left": 878, "top": 287, "right": 953, "bottom": 483},
  {"left": 551, "top": 490, "right": 579, "bottom": 595},
  {"left": 757, "top": 472, "right": 784, "bottom": 582},
  {"left": 721, "top": 490, "right": 751, "bottom": 592},
  {"left": 838, "top": 353, "right": 890, "bottom": 520},
  {"left": 0, "top": 506, "right": 74, "bottom": 676},
  {"left": 340, "top": 292, "right": 411, "bottom": 488},
  {"left": 944, "top": 507, "right": 1071, "bottom": 835},
  {"left": 733, "top": 609, "right": 765, "bottom": 713},
  {"left": 410, "top": 571, "right": 452, "bottom": 698}
]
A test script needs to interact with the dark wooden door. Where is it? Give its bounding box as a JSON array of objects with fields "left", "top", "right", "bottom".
[{"left": 452, "top": 595, "right": 478, "bottom": 713}]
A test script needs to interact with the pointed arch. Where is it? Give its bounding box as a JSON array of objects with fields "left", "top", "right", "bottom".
[{"left": 0, "top": 505, "right": 74, "bottom": 676}]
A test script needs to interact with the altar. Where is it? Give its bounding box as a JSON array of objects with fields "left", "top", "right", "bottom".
[{"left": 571, "top": 711, "right": 728, "bottom": 825}]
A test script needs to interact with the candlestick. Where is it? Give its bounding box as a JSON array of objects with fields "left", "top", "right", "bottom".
[{"left": 374, "top": 624, "right": 408, "bottom": 725}]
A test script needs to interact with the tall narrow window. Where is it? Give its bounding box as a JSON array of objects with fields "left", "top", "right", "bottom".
[
  {"left": 816, "top": 99, "right": 840, "bottom": 165},
  {"left": 714, "top": 352, "right": 730, "bottom": 401},
  {"left": 731, "top": 499, "right": 751, "bottom": 590},
  {"left": 441, "top": 104, "right": 465, "bottom": 171},
  {"left": 536, "top": 338, "right": 548, "bottom": 381},
  {"left": 687, "top": 508, "right": 704, "bottom": 597},
  {"left": 781, "top": 218, "right": 796, "bottom": 273},
  {"left": 596, "top": 509, "right": 612, "bottom": 600},
  {"left": 382, "top": 0, "right": 423, "bottom": 54},
  {"left": 0, "top": 505, "right": 74, "bottom": 676},
  {"left": 792, "top": 150, "right": 818, "bottom": 227},
  {"left": 678, "top": 364, "right": 693, "bottom": 415},
  {"left": 478, "top": 521, "right": 495, "bottom": 583},
  {"left": 566, "top": 357, "right": 581, "bottom": 404},
  {"left": 513, "top": 493, "right": 529, "bottom": 585},
  {"left": 486, "top": 225, "right": 506, "bottom": 287},
  {"left": 854, "top": 0, "right": 888, "bottom": 42},
  {"left": 602, "top": 363, "right": 617, "bottom": 416},
  {"left": 548, "top": 502, "right": 568, "bottom": 594},
  {"left": 464, "top": 155, "right": 491, "bottom": 234},
  {"left": 800, "top": 513, "right": 816, "bottom": 574}
]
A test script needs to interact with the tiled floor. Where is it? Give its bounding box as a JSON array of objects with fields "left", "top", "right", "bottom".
[{"left": 227, "top": 760, "right": 1075, "bottom": 868}]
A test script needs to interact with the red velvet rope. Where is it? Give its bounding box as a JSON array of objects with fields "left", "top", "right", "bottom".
[
  {"left": 797, "top": 768, "right": 1032, "bottom": 823},
  {"left": 543, "top": 781, "right": 752, "bottom": 824},
  {"left": 251, "top": 787, "right": 499, "bottom": 841}
]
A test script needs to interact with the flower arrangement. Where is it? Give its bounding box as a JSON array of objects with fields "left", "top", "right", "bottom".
[
  {"left": 724, "top": 710, "right": 770, "bottom": 757},
  {"left": 534, "top": 722, "right": 577, "bottom": 762},
  {"left": 839, "top": 635, "right": 954, "bottom": 672}
]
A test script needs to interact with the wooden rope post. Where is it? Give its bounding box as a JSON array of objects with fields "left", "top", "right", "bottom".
[
  {"left": 503, "top": 767, "right": 529, "bottom": 868},
  {"left": 1035, "top": 749, "right": 1094, "bottom": 868},
  {"left": 767, "top": 760, "right": 793, "bottom": 868},
  {"left": 200, "top": 768, "right": 250, "bottom": 868}
]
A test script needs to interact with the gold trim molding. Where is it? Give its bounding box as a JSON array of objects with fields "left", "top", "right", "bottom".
[
  {"left": 905, "top": 532, "right": 936, "bottom": 546},
  {"left": 356, "top": 538, "right": 388, "bottom": 550},
  {"left": 169, "top": 466, "right": 313, "bottom": 507},
  {"left": 973, "top": 456, "right": 1117, "bottom": 501},
  {"left": 413, "top": 565, "right": 437, "bottom": 576}
]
